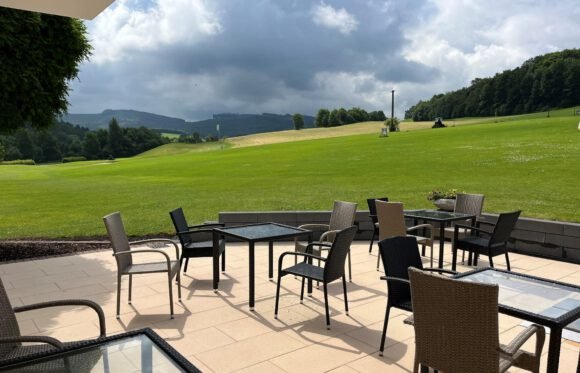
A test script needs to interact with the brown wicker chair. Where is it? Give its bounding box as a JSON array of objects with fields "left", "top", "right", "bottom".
[
  {"left": 0, "top": 277, "right": 106, "bottom": 370},
  {"left": 375, "top": 201, "right": 434, "bottom": 269},
  {"left": 104, "top": 212, "right": 182, "bottom": 319},
  {"left": 408, "top": 267, "right": 545, "bottom": 373},
  {"left": 366, "top": 197, "right": 389, "bottom": 253},
  {"left": 295, "top": 200, "right": 357, "bottom": 281},
  {"left": 443, "top": 193, "right": 485, "bottom": 263}
]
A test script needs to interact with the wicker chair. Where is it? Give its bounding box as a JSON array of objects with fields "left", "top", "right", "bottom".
[
  {"left": 375, "top": 201, "right": 434, "bottom": 269},
  {"left": 276, "top": 226, "right": 357, "bottom": 329},
  {"left": 451, "top": 210, "right": 521, "bottom": 271},
  {"left": 295, "top": 201, "right": 357, "bottom": 281},
  {"left": 443, "top": 193, "right": 485, "bottom": 263},
  {"left": 0, "top": 277, "right": 106, "bottom": 371},
  {"left": 366, "top": 197, "right": 389, "bottom": 253},
  {"left": 169, "top": 207, "right": 226, "bottom": 274},
  {"left": 103, "top": 212, "right": 182, "bottom": 319},
  {"left": 408, "top": 267, "right": 545, "bottom": 373},
  {"left": 377, "top": 236, "right": 456, "bottom": 356}
]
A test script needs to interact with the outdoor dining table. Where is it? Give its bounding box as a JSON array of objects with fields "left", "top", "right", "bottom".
[
  {"left": 454, "top": 267, "right": 580, "bottom": 373},
  {"left": 212, "top": 222, "right": 313, "bottom": 310},
  {"left": 404, "top": 209, "right": 476, "bottom": 268}
]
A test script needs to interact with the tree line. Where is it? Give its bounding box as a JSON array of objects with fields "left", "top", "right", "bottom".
[
  {"left": 0, "top": 118, "right": 168, "bottom": 163},
  {"left": 315, "top": 107, "right": 386, "bottom": 127},
  {"left": 405, "top": 49, "right": 580, "bottom": 121}
]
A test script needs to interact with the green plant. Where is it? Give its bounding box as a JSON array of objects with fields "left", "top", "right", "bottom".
[
  {"left": 427, "top": 189, "right": 460, "bottom": 201},
  {"left": 384, "top": 117, "right": 400, "bottom": 132}
]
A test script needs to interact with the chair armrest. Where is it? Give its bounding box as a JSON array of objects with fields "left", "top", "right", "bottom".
[
  {"left": 14, "top": 300, "right": 106, "bottom": 338},
  {"left": 188, "top": 223, "right": 224, "bottom": 229},
  {"left": 114, "top": 249, "right": 172, "bottom": 272},
  {"left": 403, "top": 315, "right": 414, "bottom": 326},
  {"left": 407, "top": 223, "right": 434, "bottom": 240},
  {"left": 298, "top": 224, "right": 330, "bottom": 231},
  {"left": 0, "top": 336, "right": 64, "bottom": 349},
  {"left": 454, "top": 224, "right": 491, "bottom": 235},
  {"left": 130, "top": 239, "right": 180, "bottom": 260},
  {"left": 278, "top": 251, "right": 326, "bottom": 271},
  {"left": 380, "top": 276, "right": 410, "bottom": 285},
  {"left": 319, "top": 230, "right": 340, "bottom": 243},
  {"left": 499, "top": 324, "right": 545, "bottom": 357},
  {"left": 422, "top": 268, "right": 458, "bottom": 276}
]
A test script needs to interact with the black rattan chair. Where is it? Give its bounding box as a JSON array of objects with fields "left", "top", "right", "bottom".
[
  {"left": 378, "top": 236, "right": 456, "bottom": 356},
  {"left": 0, "top": 277, "right": 106, "bottom": 371},
  {"left": 451, "top": 210, "right": 521, "bottom": 271},
  {"left": 366, "top": 197, "right": 389, "bottom": 253},
  {"left": 169, "top": 207, "right": 226, "bottom": 274},
  {"left": 275, "top": 226, "right": 357, "bottom": 329}
]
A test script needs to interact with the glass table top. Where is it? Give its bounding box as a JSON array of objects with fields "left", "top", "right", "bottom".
[
  {"left": 216, "top": 223, "right": 309, "bottom": 240},
  {"left": 404, "top": 209, "right": 475, "bottom": 221},
  {"left": 3, "top": 334, "right": 186, "bottom": 373},
  {"left": 458, "top": 269, "right": 580, "bottom": 320}
]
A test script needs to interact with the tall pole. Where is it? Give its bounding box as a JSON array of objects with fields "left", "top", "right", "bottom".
[{"left": 390, "top": 89, "right": 395, "bottom": 132}]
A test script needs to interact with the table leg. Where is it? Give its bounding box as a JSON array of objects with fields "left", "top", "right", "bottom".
[
  {"left": 249, "top": 241, "right": 255, "bottom": 311},
  {"left": 307, "top": 232, "right": 313, "bottom": 296},
  {"left": 438, "top": 223, "right": 445, "bottom": 268},
  {"left": 546, "top": 327, "right": 562, "bottom": 373},
  {"left": 213, "top": 230, "right": 220, "bottom": 293},
  {"left": 269, "top": 241, "right": 274, "bottom": 281}
]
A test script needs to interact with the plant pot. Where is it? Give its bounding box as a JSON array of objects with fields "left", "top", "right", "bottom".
[{"left": 433, "top": 198, "right": 455, "bottom": 211}]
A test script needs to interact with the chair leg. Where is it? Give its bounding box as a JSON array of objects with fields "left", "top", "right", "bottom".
[
  {"left": 274, "top": 273, "right": 283, "bottom": 318},
  {"left": 177, "top": 270, "right": 182, "bottom": 302},
  {"left": 467, "top": 251, "right": 473, "bottom": 266},
  {"left": 168, "top": 272, "right": 174, "bottom": 319},
  {"left": 221, "top": 248, "right": 226, "bottom": 272},
  {"left": 116, "top": 274, "right": 122, "bottom": 319},
  {"left": 462, "top": 250, "right": 465, "bottom": 263},
  {"left": 369, "top": 230, "right": 376, "bottom": 253},
  {"left": 379, "top": 304, "right": 391, "bottom": 356},
  {"left": 505, "top": 252, "right": 511, "bottom": 271},
  {"left": 489, "top": 255, "right": 494, "bottom": 268},
  {"left": 347, "top": 249, "right": 352, "bottom": 282},
  {"left": 474, "top": 253, "right": 479, "bottom": 266},
  {"left": 342, "top": 276, "right": 349, "bottom": 315},
  {"left": 429, "top": 245, "right": 433, "bottom": 268},
  {"left": 183, "top": 258, "right": 190, "bottom": 273},
  {"left": 323, "top": 283, "right": 330, "bottom": 329},
  {"left": 451, "top": 246, "right": 458, "bottom": 272},
  {"left": 376, "top": 250, "right": 381, "bottom": 271},
  {"left": 300, "top": 277, "right": 305, "bottom": 304},
  {"left": 128, "top": 274, "right": 132, "bottom": 304}
]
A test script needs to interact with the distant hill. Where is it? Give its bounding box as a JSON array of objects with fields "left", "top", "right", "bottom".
[
  {"left": 405, "top": 49, "right": 580, "bottom": 121},
  {"left": 62, "top": 110, "right": 315, "bottom": 137}
]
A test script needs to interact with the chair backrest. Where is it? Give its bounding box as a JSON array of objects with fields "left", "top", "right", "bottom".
[
  {"left": 489, "top": 210, "right": 521, "bottom": 246},
  {"left": 327, "top": 201, "right": 357, "bottom": 241},
  {"left": 103, "top": 212, "right": 132, "bottom": 271},
  {"left": 366, "top": 197, "right": 389, "bottom": 224},
  {"left": 376, "top": 201, "right": 407, "bottom": 240},
  {"left": 454, "top": 193, "right": 485, "bottom": 217},
  {"left": 169, "top": 207, "right": 190, "bottom": 245},
  {"left": 0, "top": 278, "right": 21, "bottom": 359},
  {"left": 378, "top": 236, "right": 423, "bottom": 307},
  {"left": 409, "top": 268, "right": 500, "bottom": 373},
  {"left": 324, "top": 226, "right": 357, "bottom": 283}
]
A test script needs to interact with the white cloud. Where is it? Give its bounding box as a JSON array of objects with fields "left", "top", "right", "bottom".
[
  {"left": 311, "top": 2, "right": 359, "bottom": 35},
  {"left": 89, "top": 0, "right": 222, "bottom": 64}
]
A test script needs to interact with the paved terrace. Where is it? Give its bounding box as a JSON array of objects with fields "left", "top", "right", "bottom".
[{"left": 1, "top": 241, "right": 579, "bottom": 372}]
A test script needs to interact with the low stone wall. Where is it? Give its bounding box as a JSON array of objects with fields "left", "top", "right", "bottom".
[{"left": 219, "top": 211, "right": 580, "bottom": 264}]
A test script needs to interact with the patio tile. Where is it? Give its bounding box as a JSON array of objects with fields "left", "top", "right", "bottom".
[{"left": 233, "top": 361, "right": 287, "bottom": 373}]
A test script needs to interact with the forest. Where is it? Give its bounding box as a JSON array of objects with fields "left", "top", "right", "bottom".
[{"left": 404, "top": 49, "right": 580, "bottom": 121}]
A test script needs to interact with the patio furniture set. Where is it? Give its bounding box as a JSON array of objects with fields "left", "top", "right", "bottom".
[{"left": 0, "top": 195, "right": 578, "bottom": 372}]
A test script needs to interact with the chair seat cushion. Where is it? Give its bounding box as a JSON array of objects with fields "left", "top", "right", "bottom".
[
  {"left": 455, "top": 236, "right": 490, "bottom": 250},
  {"left": 182, "top": 239, "right": 224, "bottom": 257},
  {"left": 2, "top": 341, "right": 102, "bottom": 372},
  {"left": 282, "top": 262, "right": 324, "bottom": 281},
  {"left": 124, "top": 260, "right": 180, "bottom": 277}
]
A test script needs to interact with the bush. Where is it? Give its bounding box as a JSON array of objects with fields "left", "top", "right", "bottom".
[
  {"left": 62, "top": 156, "right": 87, "bottom": 163},
  {"left": 0, "top": 159, "right": 36, "bottom": 165},
  {"left": 384, "top": 117, "right": 400, "bottom": 132},
  {"left": 427, "top": 188, "right": 460, "bottom": 201}
]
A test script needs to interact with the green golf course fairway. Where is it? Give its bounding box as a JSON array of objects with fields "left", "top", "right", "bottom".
[{"left": 1, "top": 113, "right": 579, "bottom": 239}]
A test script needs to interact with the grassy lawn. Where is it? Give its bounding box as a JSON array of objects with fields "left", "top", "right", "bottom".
[{"left": 1, "top": 113, "right": 579, "bottom": 239}]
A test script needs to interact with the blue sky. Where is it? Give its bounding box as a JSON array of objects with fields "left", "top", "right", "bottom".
[{"left": 68, "top": 0, "right": 580, "bottom": 120}]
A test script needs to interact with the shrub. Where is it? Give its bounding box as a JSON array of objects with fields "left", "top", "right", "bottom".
[
  {"left": 0, "top": 159, "right": 36, "bottom": 165},
  {"left": 62, "top": 156, "right": 87, "bottom": 163},
  {"left": 427, "top": 188, "right": 460, "bottom": 201},
  {"left": 384, "top": 117, "right": 400, "bottom": 132}
]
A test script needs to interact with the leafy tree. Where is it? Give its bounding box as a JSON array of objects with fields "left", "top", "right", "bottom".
[
  {"left": 83, "top": 132, "right": 101, "bottom": 160},
  {"left": 0, "top": 143, "right": 5, "bottom": 161},
  {"left": 108, "top": 118, "right": 124, "bottom": 157},
  {"left": 384, "top": 117, "right": 400, "bottom": 132},
  {"left": 36, "top": 131, "right": 61, "bottom": 162},
  {"left": 315, "top": 109, "right": 330, "bottom": 127},
  {"left": 292, "top": 113, "right": 305, "bottom": 130},
  {"left": 328, "top": 110, "right": 340, "bottom": 127},
  {"left": 0, "top": 8, "right": 91, "bottom": 132},
  {"left": 15, "top": 129, "right": 34, "bottom": 159},
  {"left": 192, "top": 132, "right": 202, "bottom": 143}
]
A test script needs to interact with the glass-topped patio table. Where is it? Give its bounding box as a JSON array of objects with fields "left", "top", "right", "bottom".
[
  {"left": 0, "top": 328, "right": 200, "bottom": 372},
  {"left": 404, "top": 209, "right": 476, "bottom": 268},
  {"left": 212, "top": 222, "right": 313, "bottom": 310},
  {"left": 454, "top": 267, "right": 580, "bottom": 373}
]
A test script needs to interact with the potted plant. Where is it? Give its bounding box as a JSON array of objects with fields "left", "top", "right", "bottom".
[{"left": 427, "top": 189, "right": 459, "bottom": 211}]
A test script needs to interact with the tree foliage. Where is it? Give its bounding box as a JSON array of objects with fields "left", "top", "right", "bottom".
[
  {"left": 0, "top": 8, "right": 91, "bottom": 132},
  {"left": 292, "top": 113, "right": 305, "bottom": 130},
  {"left": 315, "top": 107, "right": 385, "bottom": 127},
  {"left": 405, "top": 49, "right": 580, "bottom": 121}
]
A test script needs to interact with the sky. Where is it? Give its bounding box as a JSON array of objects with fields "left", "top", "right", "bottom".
[{"left": 68, "top": 0, "right": 580, "bottom": 121}]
